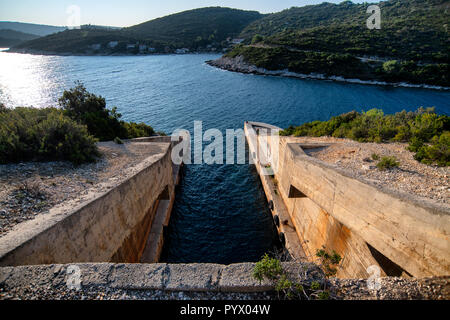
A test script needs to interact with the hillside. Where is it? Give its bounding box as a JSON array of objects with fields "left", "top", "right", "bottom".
[
  {"left": 125, "top": 7, "right": 262, "bottom": 48},
  {"left": 210, "top": 0, "right": 450, "bottom": 87},
  {"left": 0, "top": 29, "right": 39, "bottom": 47},
  {"left": 0, "top": 21, "right": 66, "bottom": 36},
  {"left": 11, "top": 7, "right": 262, "bottom": 54}
]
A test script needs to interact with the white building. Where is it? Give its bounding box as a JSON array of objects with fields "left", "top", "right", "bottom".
[
  {"left": 89, "top": 43, "right": 101, "bottom": 50},
  {"left": 139, "top": 44, "right": 147, "bottom": 52},
  {"left": 175, "top": 48, "right": 189, "bottom": 54},
  {"left": 231, "top": 38, "right": 245, "bottom": 45},
  {"left": 107, "top": 41, "right": 118, "bottom": 48},
  {"left": 126, "top": 44, "right": 136, "bottom": 50}
]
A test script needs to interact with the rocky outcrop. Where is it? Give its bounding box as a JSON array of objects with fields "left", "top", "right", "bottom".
[{"left": 207, "top": 56, "right": 450, "bottom": 90}]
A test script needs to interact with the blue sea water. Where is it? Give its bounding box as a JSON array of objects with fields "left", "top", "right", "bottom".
[{"left": 0, "top": 52, "right": 449, "bottom": 263}]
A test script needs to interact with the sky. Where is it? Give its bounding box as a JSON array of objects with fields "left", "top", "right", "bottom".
[{"left": 0, "top": 0, "right": 369, "bottom": 27}]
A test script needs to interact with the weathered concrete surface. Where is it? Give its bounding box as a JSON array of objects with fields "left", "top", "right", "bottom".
[
  {"left": 244, "top": 121, "right": 450, "bottom": 278},
  {"left": 0, "top": 138, "right": 179, "bottom": 266},
  {"left": 0, "top": 262, "right": 334, "bottom": 293},
  {"left": 219, "top": 263, "right": 273, "bottom": 292},
  {"left": 165, "top": 263, "right": 222, "bottom": 291},
  {"left": 244, "top": 122, "right": 306, "bottom": 261},
  {"left": 140, "top": 164, "right": 181, "bottom": 263}
]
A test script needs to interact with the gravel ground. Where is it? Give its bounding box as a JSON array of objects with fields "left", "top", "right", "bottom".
[
  {"left": 0, "top": 141, "right": 164, "bottom": 236},
  {"left": 0, "top": 285, "right": 276, "bottom": 300},
  {"left": 1, "top": 277, "right": 448, "bottom": 300},
  {"left": 330, "top": 276, "right": 449, "bottom": 300},
  {"left": 297, "top": 137, "right": 449, "bottom": 206}
]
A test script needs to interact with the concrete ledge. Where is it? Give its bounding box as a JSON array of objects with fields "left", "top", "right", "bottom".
[
  {"left": 0, "top": 262, "right": 320, "bottom": 293},
  {"left": 1, "top": 262, "right": 448, "bottom": 300},
  {"left": 165, "top": 264, "right": 222, "bottom": 291},
  {"left": 219, "top": 263, "right": 273, "bottom": 292},
  {"left": 0, "top": 139, "right": 178, "bottom": 266}
]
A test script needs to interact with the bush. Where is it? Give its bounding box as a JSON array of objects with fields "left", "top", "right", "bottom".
[
  {"left": 252, "top": 251, "right": 335, "bottom": 300},
  {"left": 59, "top": 82, "right": 155, "bottom": 141},
  {"left": 376, "top": 156, "right": 400, "bottom": 171},
  {"left": 371, "top": 153, "right": 380, "bottom": 161},
  {"left": 280, "top": 108, "right": 449, "bottom": 166},
  {"left": 0, "top": 107, "right": 99, "bottom": 164},
  {"left": 122, "top": 121, "right": 155, "bottom": 139},
  {"left": 253, "top": 254, "right": 283, "bottom": 281},
  {"left": 113, "top": 137, "right": 123, "bottom": 144},
  {"left": 413, "top": 132, "right": 450, "bottom": 166},
  {"left": 316, "top": 248, "right": 342, "bottom": 277}
]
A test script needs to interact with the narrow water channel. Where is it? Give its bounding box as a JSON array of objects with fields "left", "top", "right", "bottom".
[{"left": 160, "top": 143, "right": 281, "bottom": 264}]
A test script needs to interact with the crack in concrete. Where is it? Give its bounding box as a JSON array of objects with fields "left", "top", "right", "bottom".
[{"left": 161, "top": 264, "right": 170, "bottom": 289}]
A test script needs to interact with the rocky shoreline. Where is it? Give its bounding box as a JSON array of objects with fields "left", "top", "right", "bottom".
[
  {"left": 5, "top": 48, "right": 221, "bottom": 57},
  {"left": 206, "top": 56, "right": 450, "bottom": 91}
]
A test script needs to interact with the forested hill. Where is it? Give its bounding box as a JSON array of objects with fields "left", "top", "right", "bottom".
[
  {"left": 125, "top": 7, "right": 262, "bottom": 47},
  {"left": 12, "top": 7, "right": 263, "bottom": 54},
  {"left": 239, "top": 0, "right": 449, "bottom": 63},
  {"left": 218, "top": 0, "right": 450, "bottom": 87},
  {"left": 0, "top": 22, "right": 66, "bottom": 37},
  {"left": 0, "top": 29, "right": 39, "bottom": 47}
]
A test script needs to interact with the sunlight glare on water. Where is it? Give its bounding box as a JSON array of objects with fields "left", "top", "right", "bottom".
[{"left": 0, "top": 52, "right": 66, "bottom": 108}]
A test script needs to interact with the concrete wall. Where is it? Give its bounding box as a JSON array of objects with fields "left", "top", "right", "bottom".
[
  {"left": 245, "top": 121, "right": 450, "bottom": 278},
  {"left": 0, "top": 138, "right": 178, "bottom": 266}
]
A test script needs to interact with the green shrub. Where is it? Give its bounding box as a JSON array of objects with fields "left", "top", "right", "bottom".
[
  {"left": 59, "top": 82, "right": 155, "bottom": 141},
  {"left": 0, "top": 107, "right": 99, "bottom": 164},
  {"left": 413, "top": 132, "right": 450, "bottom": 166},
  {"left": 316, "top": 248, "right": 342, "bottom": 277},
  {"left": 310, "top": 281, "right": 321, "bottom": 290},
  {"left": 280, "top": 108, "right": 449, "bottom": 166},
  {"left": 114, "top": 137, "right": 123, "bottom": 144},
  {"left": 253, "top": 253, "right": 283, "bottom": 281},
  {"left": 376, "top": 156, "right": 400, "bottom": 171},
  {"left": 317, "top": 291, "right": 330, "bottom": 300},
  {"left": 121, "top": 121, "right": 155, "bottom": 139},
  {"left": 371, "top": 153, "right": 380, "bottom": 161}
]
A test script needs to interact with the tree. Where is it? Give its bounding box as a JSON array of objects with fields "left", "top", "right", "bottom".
[{"left": 58, "top": 82, "right": 126, "bottom": 141}]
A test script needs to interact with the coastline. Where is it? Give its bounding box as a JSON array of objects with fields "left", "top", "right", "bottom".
[
  {"left": 5, "top": 48, "right": 223, "bottom": 57},
  {"left": 206, "top": 55, "right": 450, "bottom": 91}
]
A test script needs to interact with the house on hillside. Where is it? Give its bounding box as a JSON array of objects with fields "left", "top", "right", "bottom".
[
  {"left": 107, "top": 41, "right": 118, "bottom": 48},
  {"left": 139, "top": 44, "right": 147, "bottom": 53},
  {"left": 175, "top": 48, "right": 189, "bottom": 54},
  {"left": 231, "top": 38, "right": 244, "bottom": 45},
  {"left": 89, "top": 43, "right": 101, "bottom": 50}
]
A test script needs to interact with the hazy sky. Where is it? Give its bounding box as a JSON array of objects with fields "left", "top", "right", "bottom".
[{"left": 0, "top": 0, "right": 370, "bottom": 27}]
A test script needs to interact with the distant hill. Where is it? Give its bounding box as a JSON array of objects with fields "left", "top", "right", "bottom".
[
  {"left": 240, "top": 2, "right": 365, "bottom": 38},
  {"left": 0, "top": 22, "right": 66, "bottom": 37},
  {"left": 125, "top": 7, "right": 262, "bottom": 47},
  {"left": 0, "top": 29, "right": 39, "bottom": 47},
  {"left": 212, "top": 0, "right": 450, "bottom": 87},
  {"left": 12, "top": 7, "right": 263, "bottom": 54},
  {"left": 238, "top": 0, "right": 449, "bottom": 63}
]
